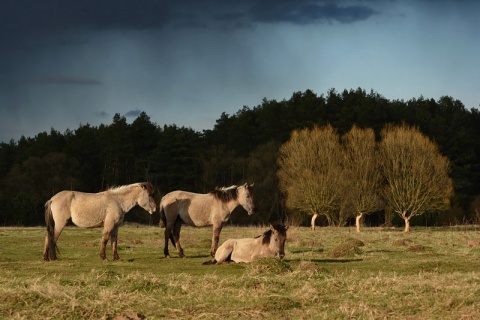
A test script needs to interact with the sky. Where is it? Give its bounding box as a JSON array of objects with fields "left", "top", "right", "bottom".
[{"left": 1, "top": 0, "right": 479, "bottom": 143}]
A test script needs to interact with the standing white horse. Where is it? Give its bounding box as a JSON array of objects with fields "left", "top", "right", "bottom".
[
  {"left": 160, "top": 183, "right": 254, "bottom": 258},
  {"left": 43, "top": 182, "right": 156, "bottom": 261}
]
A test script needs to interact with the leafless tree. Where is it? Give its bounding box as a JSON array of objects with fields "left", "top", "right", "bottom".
[
  {"left": 277, "top": 125, "right": 344, "bottom": 229},
  {"left": 379, "top": 124, "right": 453, "bottom": 232},
  {"left": 342, "top": 126, "right": 384, "bottom": 232}
]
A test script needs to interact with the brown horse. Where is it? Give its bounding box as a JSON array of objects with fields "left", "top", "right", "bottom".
[
  {"left": 204, "top": 224, "right": 288, "bottom": 264},
  {"left": 43, "top": 182, "right": 156, "bottom": 261},
  {"left": 160, "top": 183, "right": 254, "bottom": 258}
]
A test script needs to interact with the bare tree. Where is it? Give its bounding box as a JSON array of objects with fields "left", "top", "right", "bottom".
[
  {"left": 342, "top": 126, "right": 384, "bottom": 232},
  {"left": 379, "top": 124, "right": 453, "bottom": 232},
  {"left": 277, "top": 125, "right": 344, "bottom": 229}
]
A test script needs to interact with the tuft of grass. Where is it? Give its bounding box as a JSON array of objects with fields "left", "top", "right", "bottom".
[
  {"left": 330, "top": 237, "right": 364, "bottom": 258},
  {"left": 245, "top": 257, "right": 292, "bottom": 275}
]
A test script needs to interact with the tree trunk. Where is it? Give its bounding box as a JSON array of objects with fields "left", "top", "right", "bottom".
[
  {"left": 355, "top": 212, "right": 363, "bottom": 233},
  {"left": 311, "top": 213, "right": 318, "bottom": 231},
  {"left": 402, "top": 211, "right": 410, "bottom": 232}
]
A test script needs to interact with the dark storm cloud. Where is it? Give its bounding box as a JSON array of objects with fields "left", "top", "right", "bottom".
[
  {"left": 247, "top": 2, "right": 378, "bottom": 25},
  {"left": 26, "top": 76, "right": 101, "bottom": 85},
  {"left": 0, "top": 0, "right": 171, "bottom": 36},
  {"left": 0, "top": 0, "right": 378, "bottom": 41}
]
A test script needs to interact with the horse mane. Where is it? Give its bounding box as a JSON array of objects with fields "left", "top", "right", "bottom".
[
  {"left": 142, "top": 182, "right": 155, "bottom": 195},
  {"left": 260, "top": 224, "right": 288, "bottom": 245},
  {"left": 107, "top": 184, "right": 129, "bottom": 192},
  {"left": 108, "top": 182, "right": 154, "bottom": 195},
  {"left": 209, "top": 185, "right": 238, "bottom": 202}
]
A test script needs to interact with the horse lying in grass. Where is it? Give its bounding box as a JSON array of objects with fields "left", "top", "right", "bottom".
[
  {"left": 43, "top": 182, "right": 156, "bottom": 261},
  {"left": 160, "top": 183, "right": 254, "bottom": 258},
  {"left": 203, "top": 224, "right": 288, "bottom": 264}
]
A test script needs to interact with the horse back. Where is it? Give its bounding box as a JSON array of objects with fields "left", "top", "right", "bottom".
[
  {"left": 161, "top": 190, "right": 215, "bottom": 227},
  {"left": 229, "top": 237, "right": 260, "bottom": 263},
  {"left": 52, "top": 191, "right": 112, "bottom": 228}
]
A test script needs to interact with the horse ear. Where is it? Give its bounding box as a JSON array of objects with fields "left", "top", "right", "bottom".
[{"left": 141, "top": 183, "right": 153, "bottom": 193}]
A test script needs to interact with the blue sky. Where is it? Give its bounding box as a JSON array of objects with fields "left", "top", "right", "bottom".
[{"left": 1, "top": 0, "right": 479, "bottom": 143}]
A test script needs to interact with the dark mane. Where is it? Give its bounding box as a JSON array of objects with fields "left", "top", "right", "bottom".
[
  {"left": 209, "top": 185, "right": 238, "bottom": 202},
  {"left": 260, "top": 224, "right": 288, "bottom": 245},
  {"left": 142, "top": 182, "right": 154, "bottom": 195}
]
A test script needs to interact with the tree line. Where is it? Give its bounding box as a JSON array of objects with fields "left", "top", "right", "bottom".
[{"left": 1, "top": 88, "right": 479, "bottom": 227}]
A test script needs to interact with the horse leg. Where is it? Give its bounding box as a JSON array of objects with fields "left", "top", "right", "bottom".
[
  {"left": 111, "top": 226, "right": 120, "bottom": 260},
  {"left": 173, "top": 218, "right": 185, "bottom": 258},
  {"left": 214, "top": 239, "right": 234, "bottom": 264},
  {"left": 100, "top": 229, "right": 111, "bottom": 260},
  {"left": 164, "top": 221, "right": 174, "bottom": 258},
  {"left": 210, "top": 224, "right": 223, "bottom": 257},
  {"left": 43, "top": 228, "right": 63, "bottom": 261}
]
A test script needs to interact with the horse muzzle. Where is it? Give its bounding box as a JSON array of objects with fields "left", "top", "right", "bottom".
[{"left": 148, "top": 204, "right": 157, "bottom": 214}]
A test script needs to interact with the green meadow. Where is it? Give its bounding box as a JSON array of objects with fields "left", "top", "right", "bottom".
[{"left": 1, "top": 224, "right": 480, "bottom": 319}]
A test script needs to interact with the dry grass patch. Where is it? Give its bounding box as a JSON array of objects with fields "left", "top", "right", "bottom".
[{"left": 2, "top": 225, "right": 480, "bottom": 319}]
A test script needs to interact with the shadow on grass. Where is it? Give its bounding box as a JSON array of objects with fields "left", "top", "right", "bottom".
[
  {"left": 364, "top": 249, "right": 398, "bottom": 253},
  {"left": 287, "top": 258, "right": 363, "bottom": 263},
  {"left": 161, "top": 254, "right": 211, "bottom": 259},
  {"left": 289, "top": 248, "right": 324, "bottom": 254}
]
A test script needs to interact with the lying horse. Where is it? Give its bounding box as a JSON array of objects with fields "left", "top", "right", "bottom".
[
  {"left": 204, "top": 224, "right": 288, "bottom": 264},
  {"left": 43, "top": 182, "right": 156, "bottom": 261},
  {"left": 160, "top": 183, "right": 254, "bottom": 258}
]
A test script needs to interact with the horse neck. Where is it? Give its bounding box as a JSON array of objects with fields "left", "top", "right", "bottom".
[
  {"left": 267, "top": 237, "right": 279, "bottom": 253},
  {"left": 111, "top": 186, "right": 139, "bottom": 212},
  {"left": 224, "top": 198, "right": 240, "bottom": 213}
]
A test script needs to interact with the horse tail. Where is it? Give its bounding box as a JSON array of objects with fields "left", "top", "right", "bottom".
[{"left": 44, "top": 200, "right": 58, "bottom": 261}]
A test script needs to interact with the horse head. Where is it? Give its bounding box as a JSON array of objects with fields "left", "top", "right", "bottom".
[
  {"left": 238, "top": 183, "right": 255, "bottom": 215},
  {"left": 138, "top": 182, "right": 157, "bottom": 214},
  {"left": 270, "top": 224, "right": 288, "bottom": 259}
]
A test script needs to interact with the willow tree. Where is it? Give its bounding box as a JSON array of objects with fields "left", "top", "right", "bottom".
[
  {"left": 277, "top": 125, "right": 344, "bottom": 229},
  {"left": 379, "top": 124, "right": 453, "bottom": 232},
  {"left": 342, "top": 126, "right": 384, "bottom": 232}
]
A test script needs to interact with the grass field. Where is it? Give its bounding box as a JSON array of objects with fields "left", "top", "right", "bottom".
[{"left": 1, "top": 224, "right": 480, "bottom": 319}]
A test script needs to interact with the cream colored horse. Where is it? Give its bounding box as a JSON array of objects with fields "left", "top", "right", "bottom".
[
  {"left": 160, "top": 183, "right": 254, "bottom": 258},
  {"left": 204, "top": 224, "right": 288, "bottom": 264},
  {"left": 43, "top": 182, "right": 156, "bottom": 261}
]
